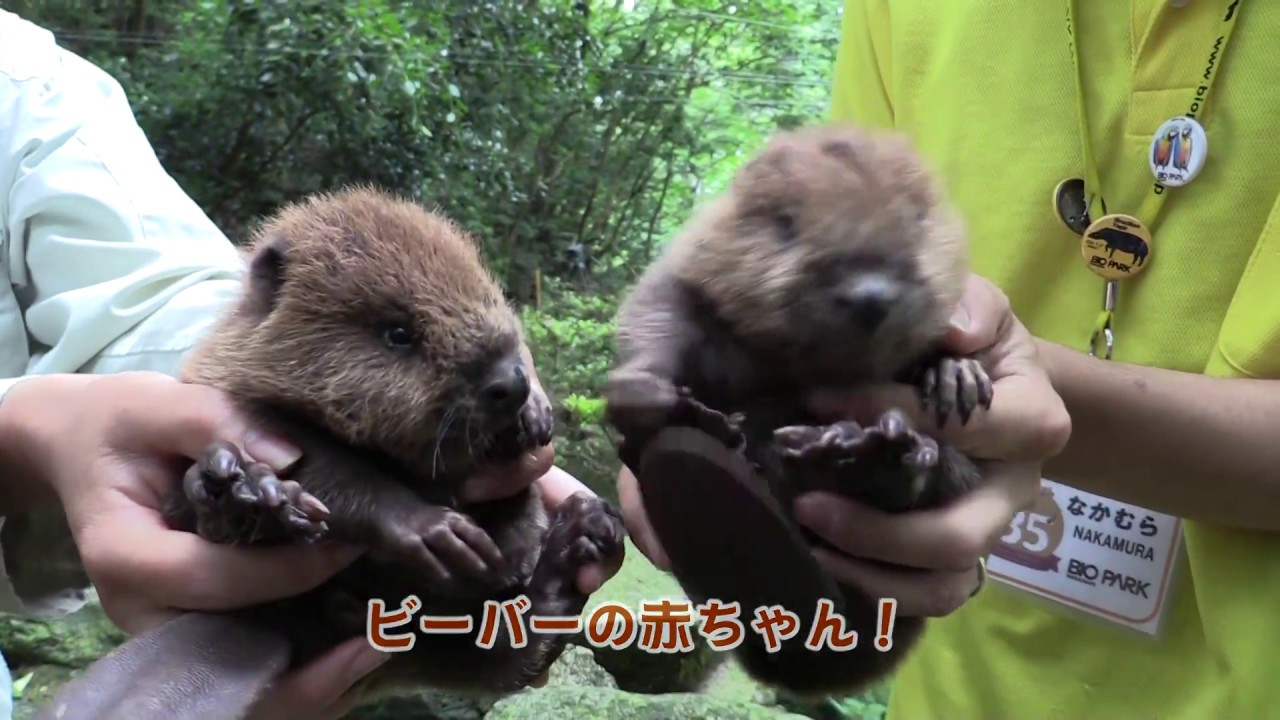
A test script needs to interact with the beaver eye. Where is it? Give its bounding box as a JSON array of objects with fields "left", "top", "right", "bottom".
[{"left": 382, "top": 325, "right": 415, "bottom": 351}]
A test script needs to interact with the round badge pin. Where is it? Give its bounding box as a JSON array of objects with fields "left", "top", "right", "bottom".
[
  {"left": 1080, "top": 214, "right": 1153, "bottom": 280},
  {"left": 1053, "top": 178, "right": 1091, "bottom": 235},
  {"left": 1149, "top": 116, "right": 1207, "bottom": 187}
]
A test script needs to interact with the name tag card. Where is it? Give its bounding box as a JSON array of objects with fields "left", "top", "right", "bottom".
[{"left": 987, "top": 479, "right": 1183, "bottom": 636}]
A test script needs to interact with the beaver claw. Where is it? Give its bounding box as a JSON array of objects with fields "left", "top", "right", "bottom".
[
  {"left": 774, "top": 408, "right": 940, "bottom": 513},
  {"left": 607, "top": 369, "right": 745, "bottom": 473},
  {"left": 185, "top": 440, "right": 330, "bottom": 544},
  {"left": 918, "top": 356, "right": 993, "bottom": 427}
]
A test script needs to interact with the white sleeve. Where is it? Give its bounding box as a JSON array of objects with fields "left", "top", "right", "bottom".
[
  {"left": 0, "top": 12, "right": 247, "bottom": 619},
  {"left": 1, "top": 10, "right": 244, "bottom": 379}
]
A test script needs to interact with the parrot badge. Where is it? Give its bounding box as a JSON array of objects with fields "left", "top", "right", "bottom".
[
  {"left": 1148, "top": 116, "right": 1208, "bottom": 188},
  {"left": 1152, "top": 128, "right": 1176, "bottom": 169},
  {"left": 1174, "top": 125, "right": 1194, "bottom": 171}
]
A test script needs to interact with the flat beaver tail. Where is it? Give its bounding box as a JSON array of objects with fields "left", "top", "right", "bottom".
[{"left": 36, "top": 612, "right": 291, "bottom": 720}]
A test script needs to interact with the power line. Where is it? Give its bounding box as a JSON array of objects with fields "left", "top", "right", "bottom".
[{"left": 44, "top": 29, "right": 834, "bottom": 90}]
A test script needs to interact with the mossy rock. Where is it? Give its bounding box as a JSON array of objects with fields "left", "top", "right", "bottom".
[
  {"left": 0, "top": 601, "right": 125, "bottom": 671},
  {"left": 341, "top": 640, "right": 618, "bottom": 720},
  {"left": 0, "top": 601, "right": 128, "bottom": 718},
  {"left": 484, "top": 684, "right": 812, "bottom": 720},
  {"left": 11, "top": 665, "right": 78, "bottom": 720},
  {"left": 573, "top": 537, "right": 730, "bottom": 694},
  {"left": 346, "top": 690, "right": 495, "bottom": 720}
]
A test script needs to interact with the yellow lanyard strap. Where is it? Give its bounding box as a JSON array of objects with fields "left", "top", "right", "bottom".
[{"left": 1064, "top": 0, "right": 1242, "bottom": 358}]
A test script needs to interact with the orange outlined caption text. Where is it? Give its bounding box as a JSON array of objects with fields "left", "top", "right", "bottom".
[{"left": 366, "top": 596, "right": 900, "bottom": 653}]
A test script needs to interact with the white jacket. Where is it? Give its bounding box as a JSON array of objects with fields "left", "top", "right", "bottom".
[{"left": 0, "top": 11, "right": 245, "bottom": 618}]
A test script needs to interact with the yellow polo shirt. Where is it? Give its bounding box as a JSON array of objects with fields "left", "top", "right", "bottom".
[{"left": 831, "top": 2, "right": 1280, "bottom": 718}]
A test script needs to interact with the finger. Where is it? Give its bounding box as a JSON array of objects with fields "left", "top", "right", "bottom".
[
  {"left": 463, "top": 445, "right": 556, "bottom": 503},
  {"left": 109, "top": 377, "right": 302, "bottom": 471},
  {"left": 793, "top": 480, "right": 1019, "bottom": 572},
  {"left": 808, "top": 375, "right": 1063, "bottom": 461},
  {"left": 811, "top": 548, "right": 981, "bottom": 618},
  {"left": 616, "top": 467, "right": 670, "bottom": 570},
  {"left": 248, "top": 636, "right": 390, "bottom": 720},
  {"left": 534, "top": 465, "right": 596, "bottom": 511},
  {"left": 84, "top": 505, "right": 363, "bottom": 612},
  {"left": 941, "top": 274, "right": 1009, "bottom": 355}
]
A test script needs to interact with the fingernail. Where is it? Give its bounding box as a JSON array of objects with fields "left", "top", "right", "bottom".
[
  {"left": 949, "top": 304, "right": 972, "bottom": 334},
  {"left": 243, "top": 429, "right": 303, "bottom": 472}
]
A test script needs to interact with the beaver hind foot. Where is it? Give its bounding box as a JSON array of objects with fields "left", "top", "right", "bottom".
[{"left": 181, "top": 440, "right": 330, "bottom": 544}]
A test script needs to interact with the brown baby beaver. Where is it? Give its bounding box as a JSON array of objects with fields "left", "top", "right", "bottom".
[
  {"left": 604, "top": 122, "right": 993, "bottom": 698},
  {"left": 38, "top": 186, "right": 626, "bottom": 720}
]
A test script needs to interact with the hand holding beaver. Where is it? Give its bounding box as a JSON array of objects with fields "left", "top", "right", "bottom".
[
  {"left": 4, "top": 369, "right": 618, "bottom": 720},
  {"left": 619, "top": 274, "right": 1071, "bottom": 620},
  {"left": 795, "top": 274, "right": 1070, "bottom": 617}
]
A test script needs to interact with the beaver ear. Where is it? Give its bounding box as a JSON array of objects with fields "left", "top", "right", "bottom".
[{"left": 244, "top": 232, "right": 289, "bottom": 319}]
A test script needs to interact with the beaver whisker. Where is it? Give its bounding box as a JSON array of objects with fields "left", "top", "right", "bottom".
[{"left": 431, "top": 404, "right": 461, "bottom": 478}]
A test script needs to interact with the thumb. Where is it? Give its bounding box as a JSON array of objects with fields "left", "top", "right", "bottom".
[
  {"left": 115, "top": 379, "right": 303, "bottom": 472},
  {"left": 461, "top": 444, "right": 555, "bottom": 503},
  {"left": 91, "top": 506, "right": 363, "bottom": 612},
  {"left": 617, "top": 467, "right": 670, "bottom": 571},
  {"left": 942, "top": 274, "right": 1008, "bottom": 355}
]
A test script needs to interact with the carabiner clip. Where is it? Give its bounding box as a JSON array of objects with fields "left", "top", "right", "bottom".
[{"left": 1088, "top": 311, "right": 1114, "bottom": 360}]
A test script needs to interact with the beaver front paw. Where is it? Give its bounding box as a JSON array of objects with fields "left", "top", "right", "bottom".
[
  {"left": 918, "top": 355, "right": 994, "bottom": 427},
  {"left": 383, "top": 507, "right": 508, "bottom": 589},
  {"left": 531, "top": 492, "right": 626, "bottom": 594}
]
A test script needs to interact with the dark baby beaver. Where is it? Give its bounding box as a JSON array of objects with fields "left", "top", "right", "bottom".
[
  {"left": 38, "top": 186, "right": 626, "bottom": 720},
  {"left": 604, "top": 123, "right": 993, "bottom": 698}
]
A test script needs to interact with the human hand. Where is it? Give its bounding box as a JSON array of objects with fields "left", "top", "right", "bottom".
[
  {"left": 616, "top": 465, "right": 671, "bottom": 572},
  {"left": 5, "top": 371, "right": 386, "bottom": 720},
  {"left": 793, "top": 274, "right": 1072, "bottom": 617}
]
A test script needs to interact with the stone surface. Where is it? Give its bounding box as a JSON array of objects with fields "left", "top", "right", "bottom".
[{"left": 483, "top": 685, "right": 813, "bottom": 720}]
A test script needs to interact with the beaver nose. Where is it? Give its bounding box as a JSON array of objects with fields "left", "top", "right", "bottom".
[
  {"left": 834, "top": 273, "right": 901, "bottom": 330},
  {"left": 480, "top": 360, "right": 531, "bottom": 415}
]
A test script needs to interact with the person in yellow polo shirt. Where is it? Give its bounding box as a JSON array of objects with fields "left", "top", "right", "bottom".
[
  {"left": 811, "top": 1, "right": 1278, "bottom": 718},
  {"left": 618, "top": 1, "right": 1280, "bottom": 719}
]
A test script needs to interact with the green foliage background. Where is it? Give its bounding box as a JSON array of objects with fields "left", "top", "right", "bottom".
[{"left": 13, "top": 0, "right": 842, "bottom": 503}]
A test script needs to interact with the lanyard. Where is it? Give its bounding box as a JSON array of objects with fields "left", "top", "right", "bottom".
[{"left": 1063, "top": 0, "right": 1242, "bottom": 358}]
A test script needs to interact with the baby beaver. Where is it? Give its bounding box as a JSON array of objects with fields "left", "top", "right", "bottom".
[
  {"left": 605, "top": 123, "right": 992, "bottom": 698},
  {"left": 39, "top": 186, "right": 626, "bottom": 720}
]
